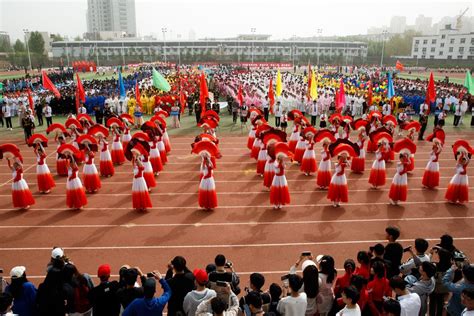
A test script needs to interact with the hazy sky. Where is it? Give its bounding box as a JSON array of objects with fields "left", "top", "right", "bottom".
[{"left": 0, "top": 0, "right": 472, "bottom": 41}]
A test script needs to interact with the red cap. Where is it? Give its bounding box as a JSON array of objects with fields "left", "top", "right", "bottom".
[
  {"left": 97, "top": 264, "right": 111, "bottom": 278},
  {"left": 193, "top": 269, "right": 208, "bottom": 284}
]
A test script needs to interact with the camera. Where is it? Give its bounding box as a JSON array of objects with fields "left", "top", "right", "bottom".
[
  {"left": 301, "top": 251, "right": 312, "bottom": 257},
  {"left": 224, "top": 261, "right": 233, "bottom": 268},
  {"left": 0, "top": 269, "right": 3, "bottom": 274},
  {"left": 216, "top": 281, "right": 227, "bottom": 287},
  {"left": 146, "top": 272, "right": 155, "bottom": 278}
]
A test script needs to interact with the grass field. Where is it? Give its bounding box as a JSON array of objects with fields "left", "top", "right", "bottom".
[{"left": 398, "top": 72, "right": 465, "bottom": 84}]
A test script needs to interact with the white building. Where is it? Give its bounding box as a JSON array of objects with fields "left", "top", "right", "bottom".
[
  {"left": 411, "top": 28, "right": 474, "bottom": 60},
  {"left": 86, "top": 0, "right": 136, "bottom": 37},
  {"left": 390, "top": 16, "right": 407, "bottom": 34}
]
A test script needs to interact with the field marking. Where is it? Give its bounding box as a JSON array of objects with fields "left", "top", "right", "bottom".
[
  {"left": 0, "top": 215, "right": 473, "bottom": 229},
  {"left": 1, "top": 237, "right": 473, "bottom": 251}
]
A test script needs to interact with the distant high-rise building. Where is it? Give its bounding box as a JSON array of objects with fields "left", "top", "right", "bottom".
[
  {"left": 390, "top": 16, "right": 407, "bottom": 34},
  {"left": 86, "top": 0, "right": 136, "bottom": 37},
  {"left": 415, "top": 15, "right": 433, "bottom": 35}
]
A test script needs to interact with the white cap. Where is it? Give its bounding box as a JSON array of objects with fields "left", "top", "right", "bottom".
[
  {"left": 10, "top": 266, "right": 26, "bottom": 278},
  {"left": 301, "top": 260, "right": 317, "bottom": 271},
  {"left": 51, "top": 247, "right": 64, "bottom": 259},
  {"left": 316, "top": 255, "right": 324, "bottom": 264}
]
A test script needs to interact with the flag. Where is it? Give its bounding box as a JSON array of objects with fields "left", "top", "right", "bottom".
[
  {"left": 237, "top": 85, "right": 244, "bottom": 107},
  {"left": 307, "top": 64, "right": 312, "bottom": 99},
  {"left": 336, "top": 78, "right": 345, "bottom": 113},
  {"left": 367, "top": 81, "right": 373, "bottom": 106},
  {"left": 75, "top": 73, "right": 86, "bottom": 114},
  {"left": 152, "top": 68, "right": 171, "bottom": 92},
  {"left": 41, "top": 71, "right": 60, "bottom": 98},
  {"left": 310, "top": 70, "right": 318, "bottom": 101},
  {"left": 268, "top": 78, "right": 275, "bottom": 114},
  {"left": 464, "top": 70, "right": 474, "bottom": 95},
  {"left": 396, "top": 60, "right": 404, "bottom": 71},
  {"left": 135, "top": 81, "right": 142, "bottom": 112},
  {"left": 179, "top": 90, "right": 186, "bottom": 114},
  {"left": 118, "top": 71, "right": 126, "bottom": 99},
  {"left": 199, "top": 72, "right": 209, "bottom": 115},
  {"left": 276, "top": 70, "right": 282, "bottom": 97},
  {"left": 27, "top": 89, "right": 34, "bottom": 116},
  {"left": 387, "top": 72, "right": 395, "bottom": 99},
  {"left": 425, "top": 72, "right": 436, "bottom": 113}
]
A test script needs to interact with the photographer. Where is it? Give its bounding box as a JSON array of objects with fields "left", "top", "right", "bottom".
[
  {"left": 208, "top": 255, "right": 240, "bottom": 295},
  {"left": 239, "top": 273, "right": 271, "bottom": 314},
  {"left": 277, "top": 274, "right": 307, "bottom": 315},
  {"left": 196, "top": 285, "right": 239, "bottom": 316},
  {"left": 116, "top": 267, "right": 146, "bottom": 310},
  {"left": 165, "top": 256, "right": 195, "bottom": 316},
  {"left": 442, "top": 263, "right": 474, "bottom": 316},
  {"left": 399, "top": 239, "right": 430, "bottom": 277},
  {"left": 405, "top": 261, "right": 436, "bottom": 316},
  {"left": 289, "top": 253, "right": 319, "bottom": 316}
]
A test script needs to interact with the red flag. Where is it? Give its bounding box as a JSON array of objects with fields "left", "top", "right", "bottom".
[
  {"left": 27, "top": 89, "right": 34, "bottom": 116},
  {"left": 135, "top": 82, "right": 142, "bottom": 112},
  {"left": 237, "top": 85, "right": 244, "bottom": 107},
  {"left": 268, "top": 78, "right": 275, "bottom": 114},
  {"left": 336, "top": 79, "right": 345, "bottom": 113},
  {"left": 179, "top": 90, "right": 186, "bottom": 114},
  {"left": 41, "top": 71, "right": 61, "bottom": 98},
  {"left": 396, "top": 60, "right": 404, "bottom": 71},
  {"left": 307, "top": 64, "right": 312, "bottom": 100},
  {"left": 425, "top": 72, "right": 436, "bottom": 114},
  {"left": 199, "top": 72, "right": 209, "bottom": 116},
  {"left": 367, "top": 81, "right": 373, "bottom": 106},
  {"left": 75, "top": 73, "right": 86, "bottom": 114}
]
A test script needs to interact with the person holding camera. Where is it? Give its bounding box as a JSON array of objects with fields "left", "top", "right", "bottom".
[
  {"left": 399, "top": 239, "right": 431, "bottom": 277},
  {"left": 116, "top": 267, "right": 147, "bottom": 310},
  {"left": 239, "top": 273, "right": 271, "bottom": 314},
  {"left": 122, "top": 271, "right": 171, "bottom": 316},
  {"left": 277, "top": 274, "right": 307, "bottom": 316},
  {"left": 195, "top": 285, "right": 239, "bottom": 316},
  {"left": 288, "top": 253, "right": 319, "bottom": 316},
  {"left": 208, "top": 255, "right": 240, "bottom": 296},
  {"left": 442, "top": 263, "right": 474, "bottom": 316},
  {"left": 405, "top": 261, "right": 436, "bottom": 316},
  {"left": 183, "top": 269, "right": 216, "bottom": 316},
  {"left": 165, "top": 256, "right": 195, "bottom": 316}
]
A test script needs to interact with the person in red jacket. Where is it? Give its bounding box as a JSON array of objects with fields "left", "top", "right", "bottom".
[
  {"left": 367, "top": 261, "right": 391, "bottom": 314},
  {"left": 334, "top": 259, "right": 356, "bottom": 298}
]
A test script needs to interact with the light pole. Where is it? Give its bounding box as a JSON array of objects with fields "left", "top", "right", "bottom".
[
  {"left": 177, "top": 34, "right": 181, "bottom": 66},
  {"left": 316, "top": 28, "right": 322, "bottom": 67},
  {"left": 380, "top": 30, "right": 388, "bottom": 68},
  {"left": 291, "top": 34, "right": 296, "bottom": 67},
  {"left": 94, "top": 29, "right": 99, "bottom": 67},
  {"left": 23, "top": 29, "right": 32, "bottom": 71},
  {"left": 251, "top": 28, "right": 256, "bottom": 63},
  {"left": 162, "top": 27, "right": 167, "bottom": 63}
]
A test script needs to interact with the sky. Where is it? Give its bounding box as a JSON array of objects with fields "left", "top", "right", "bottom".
[{"left": 0, "top": 0, "right": 472, "bottom": 42}]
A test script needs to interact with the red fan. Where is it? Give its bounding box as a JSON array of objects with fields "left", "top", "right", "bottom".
[
  {"left": 351, "top": 119, "right": 368, "bottom": 132},
  {"left": 132, "top": 131, "right": 150, "bottom": 142},
  {"left": 0, "top": 143, "right": 23, "bottom": 162},
  {"left": 382, "top": 114, "right": 397, "bottom": 126},
  {"left": 57, "top": 144, "right": 84, "bottom": 162},
  {"left": 267, "top": 142, "right": 276, "bottom": 159},
  {"left": 368, "top": 110, "right": 382, "bottom": 121},
  {"left": 46, "top": 123, "right": 68, "bottom": 135},
  {"left": 302, "top": 126, "right": 318, "bottom": 139},
  {"left": 274, "top": 142, "right": 293, "bottom": 159},
  {"left": 77, "top": 135, "right": 98, "bottom": 152},
  {"left": 263, "top": 129, "right": 287, "bottom": 146},
  {"left": 342, "top": 116, "right": 353, "bottom": 124},
  {"left": 372, "top": 131, "right": 393, "bottom": 144},
  {"left": 329, "top": 113, "right": 343, "bottom": 124},
  {"left": 130, "top": 143, "right": 149, "bottom": 159},
  {"left": 251, "top": 114, "right": 266, "bottom": 126},
  {"left": 65, "top": 118, "right": 82, "bottom": 130},
  {"left": 120, "top": 113, "right": 134, "bottom": 126},
  {"left": 255, "top": 123, "right": 272, "bottom": 138},
  {"left": 403, "top": 121, "right": 421, "bottom": 132},
  {"left": 426, "top": 128, "right": 445, "bottom": 145},
  {"left": 393, "top": 138, "right": 417, "bottom": 154},
  {"left": 88, "top": 124, "right": 109, "bottom": 138},
  {"left": 452, "top": 140, "right": 474, "bottom": 156},
  {"left": 150, "top": 115, "right": 167, "bottom": 129},
  {"left": 106, "top": 117, "right": 125, "bottom": 129},
  {"left": 202, "top": 110, "right": 220, "bottom": 122},
  {"left": 329, "top": 139, "right": 360, "bottom": 158},
  {"left": 248, "top": 108, "right": 263, "bottom": 118},
  {"left": 288, "top": 109, "right": 303, "bottom": 121},
  {"left": 198, "top": 118, "right": 218, "bottom": 129},
  {"left": 27, "top": 134, "right": 49, "bottom": 147},
  {"left": 315, "top": 130, "right": 337, "bottom": 144},
  {"left": 199, "top": 133, "right": 219, "bottom": 144},
  {"left": 141, "top": 121, "right": 160, "bottom": 138},
  {"left": 155, "top": 110, "right": 170, "bottom": 118},
  {"left": 77, "top": 114, "right": 93, "bottom": 123},
  {"left": 125, "top": 139, "right": 150, "bottom": 161},
  {"left": 191, "top": 141, "right": 219, "bottom": 157},
  {"left": 369, "top": 127, "right": 394, "bottom": 141}
]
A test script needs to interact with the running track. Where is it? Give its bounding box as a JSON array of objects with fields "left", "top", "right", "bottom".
[{"left": 0, "top": 132, "right": 473, "bottom": 287}]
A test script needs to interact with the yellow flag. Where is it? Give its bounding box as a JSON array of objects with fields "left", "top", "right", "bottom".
[
  {"left": 276, "top": 70, "right": 282, "bottom": 97},
  {"left": 310, "top": 70, "right": 318, "bottom": 100}
]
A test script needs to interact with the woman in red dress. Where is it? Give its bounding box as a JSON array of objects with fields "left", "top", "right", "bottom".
[
  {"left": 300, "top": 129, "right": 317, "bottom": 176},
  {"left": 132, "top": 153, "right": 152, "bottom": 211},
  {"left": 445, "top": 152, "right": 470, "bottom": 204},
  {"left": 288, "top": 122, "right": 300, "bottom": 153},
  {"left": 98, "top": 136, "right": 115, "bottom": 177},
  {"left": 405, "top": 128, "right": 417, "bottom": 172},
  {"left": 8, "top": 158, "right": 35, "bottom": 210},
  {"left": 65, "top": 155, "right": 87, "bottom": 210},
  {"left": 110, "top": 127, "right": 125, "bottom": 165},
  {"left": 82, "top": 147, "right": 101, "bottom": 193},
  {"left": 199, "top": 153, "right": 217, "bottom": 211},
  {"left": 34, "top": 144, "right": 55, "bottom": 194},
  {"left": 327, "top": 154, "right": 350, "bottom": 207},
  {"left": 55, "top": 134, "right": 68, "bottom": 176},
  {"left": 351, "top": 129, "right": 366, "bottom": 173},
  {"left": 149, "top": 136, "right": 164, "bottom": 176},
  {"left": 317, "top": 141, "right": 332, "bottom": 189},
  {"left": 263, "top": 144, "right": 276, "bottom": 190},
  {"left": 121, "top": 124, "right": 132, "bottom": 149},
  {"left": 422, "top": 140, "right": 442, "bottom": 189},
  {"left": 388, "top": 153, "right": 410, "bottom": 205},
  {"left": 256, "top": 135, "right": 267, "bottom": 177},
  {"left": 369, "top": 142, "right": 386, "bottom": 189},
  {"left": 270, "top": 155, "right": 290, "bottom": 209}
]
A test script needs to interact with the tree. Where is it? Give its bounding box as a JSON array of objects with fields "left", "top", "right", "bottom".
[
  {"left": 13, "top": 39, "right": 25, "bottom": 52},
  {"left": 28, "top": 31, "right": 45, "bottom": 55},
  {"left": 51, "top": 34, "right": 64, "bottom": 42},
  {"left": 74, "top": 35, "right": 82, "bottom": 41},
  {"left": 0, "top": 37, "right": 11, "bottom": 52}
]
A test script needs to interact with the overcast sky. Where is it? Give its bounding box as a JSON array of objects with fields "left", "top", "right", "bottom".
[{"left": 0, "top": 0, "right": 472, "bottom": 41}]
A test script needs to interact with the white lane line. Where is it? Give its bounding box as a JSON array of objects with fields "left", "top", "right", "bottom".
[
  {"left": 0, "top": 215, "right": 473, "bottom": 229},
  {"left": 0, "top": 200, "right": 471, "bottom": 212},
  {"left": 1, "top": 237, "right": 473, "bottom": 251}
]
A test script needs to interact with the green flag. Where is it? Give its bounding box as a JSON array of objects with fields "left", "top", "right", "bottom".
[
  {"left": 152, "top": 68, "right": 171, "bottom": 92},
  {"left": 464, "top": 70, "right": 474, "bottom": 95}
]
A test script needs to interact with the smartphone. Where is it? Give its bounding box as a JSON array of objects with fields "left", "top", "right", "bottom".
[
  {"left": 216, "top": 281, "right": 227, "bottom": 287},
  {"left": 146, "top": 272, "right": 154, "bottom": 278},
  {"left": 301, "top": 251, "right": 312, "bottom": 257},
  {"left": 280, "top": 274, "right": 290, "bottom": 281}
]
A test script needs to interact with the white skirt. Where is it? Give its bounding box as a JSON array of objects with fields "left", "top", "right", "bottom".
[
  {"left": 83, "top": 163, "right": 98, "bottom": 175},
  {"left": 100, "top": 150, "right": 112, "bottom": 161},
  {"left": 150, "top": 147, "right": 160, "bottom": 159},
  {"left": 132, "top": 177, "right": 149, "bottom": 192},
  {"left": 257, "top": 149, "right": 267, "bottom": 161},
  {"left": 359, "top": 148, "right": 366, "bottom": 159},
  {"left": 67, "top": 178, "right": 83, "bottom": 190},
  {"left": 37, "top": 164, "right": 51, "bottom": 175},
  {"left": 111, "top": 141, "right": 123, "bottom": 151},
  {"left": 319, "top": 159, "right": 331, "bottom": 172},
  {"left": 450, "top": 174, "right": 468, "bottom": 186},
  {"left": 371, "top": 159, "right": 385, "bottom": 170},
  {"left": 272, "top": 175, "right": 288, "bottom": 187},
  {"left": 330, "top": 174, "right": 347, "bottom": 185},
  {"left": 12, "top": 179, "right": 30, "bottom": 191},
  {"left": 143, "top": 161, "right": 153, "bottom": 173},
  {"left": 425, "top": 160, "right": 439, "bottom": 172},
  {"left": 200, "top": 177, "right": 216, "bottom": 190},
  {"left": 303, "top": 149, "right": 316, "bottom": 160},
  {"left": 392, "top": 173, "right": 407, "bottom": 185}
]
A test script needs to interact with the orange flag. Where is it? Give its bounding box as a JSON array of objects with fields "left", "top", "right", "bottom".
[{"left": 396, "top": 60, "right": 404, "bottom": 71}]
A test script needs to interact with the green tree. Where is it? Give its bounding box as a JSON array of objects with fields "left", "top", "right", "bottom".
[
  {"left": 28, "top": 31, "right": 45, "bottom": 55},
  {"left": 74, "top": 35, "right": 82, "bottom": 41},
  {"left": 13, "top": 39, "right": 25, "bottom": 52},
  {"left": 51, "top": 34, "right": 64, "bottom": 42}
]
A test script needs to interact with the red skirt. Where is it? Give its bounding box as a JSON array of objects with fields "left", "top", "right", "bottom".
[
  {"left": 327, "top": 183, "right": 349, "bottom": 202},
  {"left": 293, "top": 148, "right": 305, "bottom": 164},
  {"left": 422, "top": 170, "right": 439, "bottom": 188},
  {"left": 150, "top": 156, "right": 163, "bottom": 174},
  {"left": 351, "top": 157, "right": 365, "bottom": 173},
  {"left": 198, "top": 189, "right": 218, "bottom": 209},
  {"left": 159, "top": 150, "right": 168, "bottom": 165},
  {"left": 288, "top": 140, "right": 298, "bottom": 153},
  {"left": 66, "top": 188, "right": 87, "bottom": 209},
  {"left": 445, "top": 184, "right": 469, "bottom": 203},
  {"left": 37, "top": 173, "right": 56, "bottom": 192},
  {"left": 12, "top": 189, "right": 35, "bottom": 208},
  {"left": 83, "top": 174, "right": 101, "bottom": 192},
  {"left": 389, "top": 184, "right": 408, "bottom": 202},
  {"left": 270, "top": 186, "right": 290, "bottom": 206},
  {"left": 250, "top": 144, "right": 260, "bottom": 160},
  {"left": 257, "top": 159, "right": 266, "bottom": 175},
  {"left": 263, "top": 171, "right": 275, "bottom": 188},
  {"left": 384, "top": 150, "right": 394, "bottom": 162},
  {"left": 111, "top": 149, "right": 125, "bottom": 165},
  {"left": 301, "top": 158, "right": 317, "bottom": 174},
  {"left": 132, "top": 190, "right": 152, "bottom": 209},
  {"left": 164, "top": 137, "right": 171, "bottom": 153},
  {"left": 407, "top": 157, "right": 415, "bottom": 172},
  {"left": 247, "top": 136, "right": 255, "bottom": 150},
  {"left": 367, "top": 140, "right": 377, "bottom": 153},
  {"left": 369, "top": 169, "right": 386, "bottom": 187},
  {"left": 100, "top": 160, "right": 115, "bottom": 177},
  {"left": 317, "top": 170, "right": 332, "bottom": 188},
  {"left": 122, "top": 141, "right": 129, "bottom": 150},
  {"left": 143, "top": 172, "right": 156, "bottom": 188},
  {"left": 57, "top": 159, "right": 68, "bottom": 176}
]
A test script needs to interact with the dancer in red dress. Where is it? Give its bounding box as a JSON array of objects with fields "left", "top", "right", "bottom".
[
  {"left": 141, "top": 153, "right": 156, "bottom": 190},
  {"left": 300, "top": 127, "right": 318, "bottom": 176},
  {"left": 110, "top": 127, "right": 126, "bottom": 165},
  {"left": 98, "top": 136, "right": 115, "bottom": 177},
  {"left": 34, "top": 144, "right": 55, "bottom": 194},
  {"left": 422, "top": 140, "right": 442, "bottom": 189},
  {"left": 8, "top": 158, "right": 35, "bottom": 210},
  {"left": 351, "top": 127, "right": 367, "bottom": 173},
  {"left": 388, "top": 153, "right": 410, "bottom": 205},
  {"left": 149, "top": 136, "right": 164, "bottom": 176},
  {"left": 404, "top": 122, "right": 421, "bottom": 173},
  {"left": 270, "top": 143, "right": 292, "bottom": 209},
  {"left": 445, "top": 140, "right": 473, "bottom": 204},
  {"left": 82, "top": 147, "right": 101, "bottom": 193},
  {"left": 366, "top": 113, "right": 381, "bottom": 153},
  {"left": 65, "top": 155, "right": 87, "bottom": 210},
  {"left": 121, "top": 125, "right": 132, "bottom": 149},
  {"left": 288, "top": 122, "right": 300, "bottom": 153},
  {"left": 264, "top": 143, "right": 277, "bottom": 190},
  {"left": 256, "top": 134, "right": 267, "bottom": 177},
  {"left": 199, "top": 153, "right": 218, "bottom": 211},
  {"left": 316, "top": 131, "right": 336, "bottom": 189},
  {"left": 369, "top": 142, "right": 387, "bottom": 189},
  {"left": 55, "top": 134, "right": 68, "bottom": 176},
  {"left": 131, "top": 149, "right": 152, "bottom": 211}
]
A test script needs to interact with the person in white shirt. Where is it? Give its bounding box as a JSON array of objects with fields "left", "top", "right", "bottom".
[
  {"left": 43, "top": 104, "right": 53, "bottom": 127},
  {"left": 389, "top": 276, "right": 421, "bottom": 316},
  {"left": 3, "top": 102, "right": 13, "bottom": 130},
  {"left": 419, "top": 102, "right": 429, "bottom": 116},
  {"left": 310, "top": 100, "right": 319, "bottom": 126},
  {"left": 460, "top": 99, "right": 468, "bottom": 125},
  {"left": 454, "top": 102, "right": 462, "bottom": 126},
  {"left": 297, "top": 97, "right": 307, "bottom": 116},
  {"left": 78, "top": 104, "right": 87, "bottom": 115},
  {"left": 461, "top": 288, "right": 474, "bottom": 316},
  {"left": 262, "top": 96, "right": 270, "bottom": 121},
  {"left": 399, "top": 238, "right": 431, "bottom": 276},
  {"left": 274, "top": 101, "right": 283, "bottom": 127},
  {"left": 277, "top": 274, "right": 307, "bottom": 316},
  {"left": 336, "top": 286, "right": 361, "bottom": 316}
]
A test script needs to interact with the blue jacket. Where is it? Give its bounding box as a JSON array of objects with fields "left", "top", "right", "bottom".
[
  {"left": 442, "top": 267, "right": 474, "bottom": 316},
  {"left": 6, "top": 282, "right": 37, "bottom": 316},
  {"left": 122, "top": 279, "right": 172, "bottom": 316}
]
